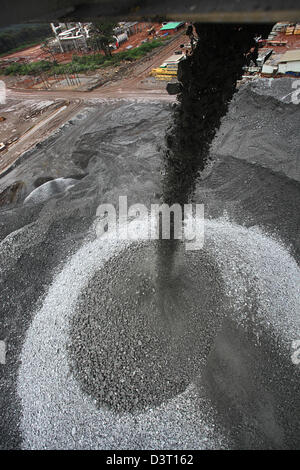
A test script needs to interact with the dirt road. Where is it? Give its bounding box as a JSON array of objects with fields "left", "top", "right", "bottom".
[{"left": 0, "top": 100, "right": 83, "bottom": 175}]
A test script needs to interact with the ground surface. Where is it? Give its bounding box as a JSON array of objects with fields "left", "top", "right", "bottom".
[
  {"left": 212, "top": 77, "right": 300, "bottom": 182},
  {"left": 0, "top": 78, "right": 299, "bottom": 450}
]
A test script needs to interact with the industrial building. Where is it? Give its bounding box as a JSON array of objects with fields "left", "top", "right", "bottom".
[
  {"left": 261, "top": 52, "right": 283, "bottom": 75},
  {"left": 277, "top": 50, "right": 300, "bottom": 74},
  {"left": 160, "top": 22, "right": 185, "bottom": 34},
  {"left": 111, "top": 22, "right": 139, "bottom": 49},
  {"left": 262, "top": 49, "right": 300, "bottom": 76},
  {"left": 48, "top": 21, "right": 140, "bottom": 54},
  {"left": 50, "top": 23, "right": 91, "bottom": 53},
  {"left": 150, "top": 52, "right": 185, "bottom": 80}
]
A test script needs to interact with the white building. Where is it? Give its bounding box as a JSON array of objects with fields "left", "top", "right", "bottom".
[
  {"left": 278, "top": 50, "right": 300, "bottom": 74},
  {"left": 262, "top": 52, "right": 283, "bottom": 74},
  {"left": 50, "top": 22, "right": 91, "bottom": 53}
]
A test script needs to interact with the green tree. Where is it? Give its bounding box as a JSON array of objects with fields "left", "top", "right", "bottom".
[
  {"left": 89, "top": 22, "right": 116, "bottom": 57},
  {"left": 41, "top": 38, "right": 56, "bottom": 63}
]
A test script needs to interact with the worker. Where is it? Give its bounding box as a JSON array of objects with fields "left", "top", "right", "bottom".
[
  {"left": 254, "top": 34, "right": 262, "bottom": 43},
  {"left": 186, "top": 22, "right": 196, "bottom": 51},
  {"left": 249, "top": 45, "right": 259, "bottom": 66},
  {"left": 186, "top": 22, "right": 193, "bottom": 38}
]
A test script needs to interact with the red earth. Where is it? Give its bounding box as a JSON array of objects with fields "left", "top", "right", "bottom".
[{"left": 0, "top": 22, "right": 180, "bottom": 65}]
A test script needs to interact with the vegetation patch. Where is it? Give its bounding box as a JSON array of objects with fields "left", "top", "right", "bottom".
[
  {"left": 1, "top": 39, "right": 166, "bottom": 77},
  {"left": 0, "top": 24, "right": 51, "bottom": 56}
]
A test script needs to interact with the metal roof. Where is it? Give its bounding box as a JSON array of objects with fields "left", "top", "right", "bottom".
[
  {"left": 279, "top": 50, "right": 300, "bottom": 63},
  {"left": 162, "top": 54, "right": 184, "bottom": 64},
  {"left": 160, "top": 22, "right": 184, "bottom": 31}
]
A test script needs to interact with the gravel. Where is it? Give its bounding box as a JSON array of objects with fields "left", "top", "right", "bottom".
[{"left": 17, "top": 217, "right": 300, "bottom": 449}]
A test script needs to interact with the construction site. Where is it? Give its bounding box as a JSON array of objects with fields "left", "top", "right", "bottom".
[
  {"left": 0, "top": 21, "right": 189, "bottom": 166},
  {"left": 241, "top": 21, "right": 300, "bottom": 78}
]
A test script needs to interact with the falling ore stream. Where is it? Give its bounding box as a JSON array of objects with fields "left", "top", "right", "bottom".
[{"left": 156, "top": 23, "right": 272, "bottom": 325}]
